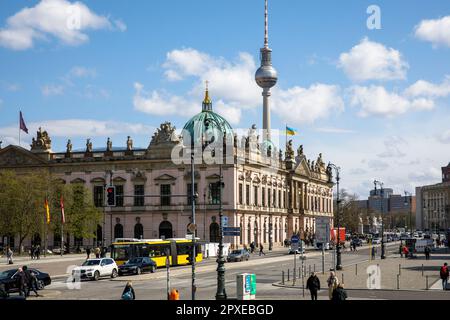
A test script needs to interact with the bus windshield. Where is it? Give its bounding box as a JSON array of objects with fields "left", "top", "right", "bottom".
[{"left": 112, "top": 245, "right": 130, "bottom": 261}]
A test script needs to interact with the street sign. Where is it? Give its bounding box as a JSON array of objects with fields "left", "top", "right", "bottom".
[
  {"left": 221, "top": 216, "right": 229, "bottom": 228},
  {"left": 315, "top": 217, "right": 330, "bottom": 243},
  {"left": 291, "top": 235, "right": 300, "bottom": 244},
  {"left": 223, "top": 227, "right": 241, "bottom": 237}
]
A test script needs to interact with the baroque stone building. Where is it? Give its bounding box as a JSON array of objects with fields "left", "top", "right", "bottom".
[
  {"left": 416, "top": 163, "right": 450, "bottom": 231},
  {"left": 0, "top": 92, "right": 334, "bottom": 250}
]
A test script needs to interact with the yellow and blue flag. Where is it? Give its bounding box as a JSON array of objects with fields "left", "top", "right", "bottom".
[{"left": 286, "top": 126, "right": 298, "bottom": 136}]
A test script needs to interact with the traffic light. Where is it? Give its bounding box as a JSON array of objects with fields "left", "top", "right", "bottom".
[{"left": 106, "top": 186, "right": 116, "bottom": 207}]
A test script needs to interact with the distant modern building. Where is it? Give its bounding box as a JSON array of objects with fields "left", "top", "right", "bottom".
[
  {"left": 355, "top": 188, "right": 414, "bottom": 215},
  {"left": 416, "top": 163, "right": 450, "bottom": 231}
]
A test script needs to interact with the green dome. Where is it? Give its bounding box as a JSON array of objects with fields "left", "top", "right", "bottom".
[{"left": 182, "top": 88, "right": 234, "bottom": 146}]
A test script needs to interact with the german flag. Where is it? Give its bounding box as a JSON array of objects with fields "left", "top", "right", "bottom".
[{"left": 44, "top": 198, "right": 50, "bottom": 224}]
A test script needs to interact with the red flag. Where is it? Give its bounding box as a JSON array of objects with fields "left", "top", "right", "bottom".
[
  {"left": 60, "top": 196, "right": 65, "bottom": 224},
  {"left": 19, "top": 111, "right": 28, "bottom": 134}
]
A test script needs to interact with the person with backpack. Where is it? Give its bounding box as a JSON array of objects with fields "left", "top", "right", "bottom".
[
  {"left": 440, "top": 263, "right": 449, "bottom": 290},
  {"left": 121, "top": 281, "right": 135, "bottom": 300},
  {"left": 86, "top": 247, "right": 91, "bottom": 260}
]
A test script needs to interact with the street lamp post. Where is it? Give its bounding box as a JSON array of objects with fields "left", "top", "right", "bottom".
[
  {"left": 374, "top": 180, "right": 386, "bottom": 259},
  {"left": 216, "top": 164, "right": 227, "bottom": 300},
  {"left": 404, "top": 191, "right": 413, "bottom": 238},
  {"left": 328, "top": 163, "right": 342, "bottom": 271},
  {"left": 190, "top": 152, "right": 197, "bottom": 301}
]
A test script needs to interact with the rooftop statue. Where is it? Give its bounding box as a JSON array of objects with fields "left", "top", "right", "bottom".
[
  {"left": 30, "top": 127, "right": 52, "bottom": 151},
  {"left": 127, "top": 136, "right": 133, "bottom": 151}
]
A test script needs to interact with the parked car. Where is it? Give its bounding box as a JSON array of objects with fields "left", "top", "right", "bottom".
[
  {"left": 315, "top": 242, "right": 331, "bottom": 250},
  {"left": 118, "top": 257, "right": 156, "bottom": 276},
  {"left": 372, "top": 238, "right": 382, "bottom": 245},
  {"left": 227, "top": 249, "right": 250, "bottom": 262},
  {"left": 72, "top": 258, "right": 118, "bottom": 281},
  {"left": 0, "top": 268, "right": 51, "bottom": 293}
]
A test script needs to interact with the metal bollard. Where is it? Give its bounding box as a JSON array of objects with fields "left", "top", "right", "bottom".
[
  {"left": 422, "top": 264, "right": 424, "bottom": 277},
  {"left": 356, "top": 264, "right": 358, "bottom": 276},
  {"left": 342, "top": 273, "right": 344, "bottom": 284},
  {"left": 293, "top": 268, "right": 296, "bottom": 286},
  {"left": 397, "top": 274, "right": 400, "bottom": 290},
  {"left": 299, "top": 267, "right": 301, "bottom": 279},
  {"left": 399, "top": 264, "right": 401, "bottom": 276},
  {"left": 282, "top": 271, "right": 285, "bottom": 285},
  {"left": 288, "top": 269, "right": 290, "bottom": 282},
  {"left": 426, "top": 276, "right": 429, "bottom": 290}
]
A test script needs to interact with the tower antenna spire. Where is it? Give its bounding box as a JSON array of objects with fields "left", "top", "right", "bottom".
[{"left": 264, "top": 0, "right": 269, "bottom": 48}]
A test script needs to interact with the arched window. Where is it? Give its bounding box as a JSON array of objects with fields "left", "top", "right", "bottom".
[
  {"left": 254, "top": 221, "right": 259, "bottom": 245},
  {"left": 114, "top": 224, "right": 124, "bottom": 239},
  {"left": 134, "top": 223, "right": 144, "bottom": 239},
  {"left": 209, "top": 222, "right": 220, "bottom": 242},
  {"left": 96, "top": 225, "right": 102, "bottom": 246},
  {"left": 32, "top": 233, "right": 41, "bottom": 246},
  {"left": 159, "top": 221, "right": 173, "bottom": 239}
]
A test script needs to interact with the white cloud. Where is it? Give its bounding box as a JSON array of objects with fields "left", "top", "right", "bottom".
[
  {"left": 408, "top": 167, "right": 442, "bottom": 183},
  {"left": 415, "top": 16, "right": 450, "bottom": 48},
  {"left": 69, "top": 66, "right": 96, "bottom": 78},
  {"left": 114, "top": 19, "right": 127, "bottom": 32},
  {"left": 136, "top": 48, "right": 345, "bottom": 126},
  {"left": 405, "top": 76, "right": 450, "bottom": 99},
  {"left": 0, "top": 0, "right": 124, "bottom": 50},
  {"left": 437, "top": 130, "right": 450, "bottom": 144},
  {"left": 0, "top": 119, "right": 155, "bottom": 147},
  {"left": 133, "top": 83, "right": 198, "bottom": 118},
  {"left": 367, "top": 159, "right": 389, "bottom": 171},
  {"left": 42, "top": 84, "right": 64, "bottom": 96},
  {"left": 377, "top": 136, "right": 407, "bottom": 158},
  {"left": 273, "top": 84, "right": 344, "bottom": 124},
  {"left": 349, "top": 85, "right": 434, "bottom": 117},
  {"left": 338, "top": 38, "right": 409, "bottom": 82},
  {"left": 315, "top": 127, "right": 355, "bottom": 134}
]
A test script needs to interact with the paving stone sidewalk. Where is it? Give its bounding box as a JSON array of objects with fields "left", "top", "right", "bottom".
[{"left": 276, "top": 248, "right": 450, "bottom": 291}]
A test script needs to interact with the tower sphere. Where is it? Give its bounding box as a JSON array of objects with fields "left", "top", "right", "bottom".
[{"left": 255, "top": 64, "right": 278, "bottom": 89}]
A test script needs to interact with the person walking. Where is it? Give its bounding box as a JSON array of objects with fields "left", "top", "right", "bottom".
[
  {"left": 95, "top": 247, "right": 101, "bottom": 259},
  {"left": 440, "top": 263, "right": 449, "bottom": 290},
  {"left": 26, "top": 269, "right": 41, "bottom": 297},
  {"left": 121, "top": 281, "right": 136, "bottom": 300},
  {"left": 30, "top": 245, "right": 35, "bottom": 260},
  {"left": 16, "top": 267, "right": 27, "bottom": 297},
  {"left": 425, "top": 246, "right": 431, "bottom": 260},
  {"left": 259, "top": 243, "right": 266, "bottom": 256},
  {"left": 250, "top": 242, "right": 255, "bottom": 254},
  {"left": 6, "top": 246, "right": 13, "bottom": 265},
  {"left": 35, "top": 245, "right": 40, "bottom": 260},
  {"left": 371, "top": 246, "right": 376, "bottom": 260},
  {"left": 403, "top": 245, "right": 409, "bottom": 259},
  {"left": 399, "top": 244, "right": 404, "bottom": 258},
  {"left": 327, "top": 271, "right": 339, "bottom": 300},
  {"left": 86, "top": 247, "right": 91, "bottom": 260},
  {"left": 332, "top": 283, "right": 348, "bottom": 301},
  {"left": 306, "top": 272, "right": 321, "bottom": 300}
]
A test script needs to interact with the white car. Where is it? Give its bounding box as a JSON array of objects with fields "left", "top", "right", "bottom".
[
  {"left": 372, "top": 238, "right": 381, "bottom": 245},
  {"left": 72, "top": 258, "right": 118, "bottom": 281}
]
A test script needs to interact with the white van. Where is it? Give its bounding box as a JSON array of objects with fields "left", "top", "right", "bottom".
[{"left": 415, "top": 239, "right": 434, "bottom": 253}]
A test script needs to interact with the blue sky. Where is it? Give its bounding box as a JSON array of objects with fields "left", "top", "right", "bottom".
[{"left": 0, "top": 0, "right": 449, "bottom": 197}]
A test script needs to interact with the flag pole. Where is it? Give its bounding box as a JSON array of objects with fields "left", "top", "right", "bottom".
[
  {"left": 18, "top": 112, "right": 21, "bottom": 147},
  {"left": 285, "top": 123, "right": 287, "bottom": 153}
]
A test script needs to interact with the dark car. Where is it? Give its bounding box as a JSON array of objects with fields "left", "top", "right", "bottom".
[
  {"left": 0, "top": 268, "right": 51, "bottom": 293},
  {"left": 227, "top": 249, "right": 250, "bottom": 262},
  {"left": 118, "top": 257, "right": 156, "bottom": 276}
]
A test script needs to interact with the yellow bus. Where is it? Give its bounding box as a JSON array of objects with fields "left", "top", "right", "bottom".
[{"left": 111, "top": 238, "right": 203, "bottom": 267}]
